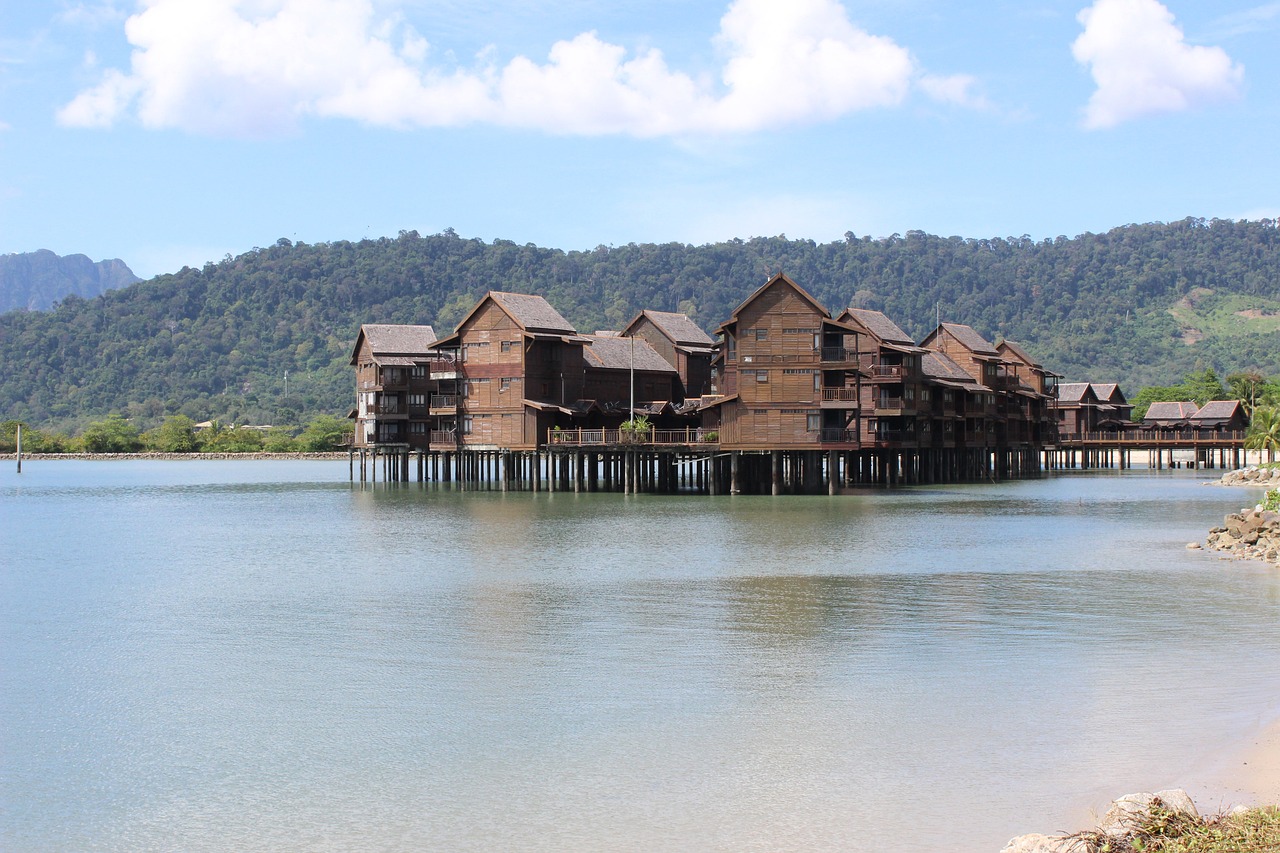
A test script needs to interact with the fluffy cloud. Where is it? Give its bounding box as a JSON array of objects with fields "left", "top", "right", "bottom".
[
  {"left": 1072, "top": 0, "right": 1244, "bottom": 129},
  {"left": 58, "top": 0, "right": 971, "bottom": 137}
]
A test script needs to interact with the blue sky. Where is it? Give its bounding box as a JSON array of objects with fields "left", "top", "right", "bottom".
[{"left": 2, "top": 0, "right": 1277, "bottom": 279}]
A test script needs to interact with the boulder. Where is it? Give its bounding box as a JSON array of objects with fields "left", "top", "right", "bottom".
[
  {"left": 1098, "top": 789, "right": 1199, "bottom": 838},
  {"left": 1000, "top": 833, "right": 1088, "bottom": 853}
]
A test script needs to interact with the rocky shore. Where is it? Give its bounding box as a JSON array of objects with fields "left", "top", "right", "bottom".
[
  {"left": 1003, "top": 789, "right": 1254, "bottom": 853},
  {"left": 1214, "top": 465, "right": 1280, "bottom": 486}
]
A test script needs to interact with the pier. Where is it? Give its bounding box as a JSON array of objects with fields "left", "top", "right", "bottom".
[
  {"left": 1047, "top": 430, "right": 1247, "bottom": 470},
  {"left": 350, "top": 434, "right": 1046, "bottom": 494}
]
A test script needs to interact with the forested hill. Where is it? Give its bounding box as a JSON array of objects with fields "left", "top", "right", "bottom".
[
  {"left": 0, "top": 250, "right": 141, "bottom": 313},
  {"left": 1, "top": 218, "right": 1278, "bottom": 431}
]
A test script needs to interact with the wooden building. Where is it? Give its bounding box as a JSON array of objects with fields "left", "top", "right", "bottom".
[
  {"left": 350, "top": 323, "right": 451, "bottom": 449},
  {"left": 1188, "top": 400, "right": 1249, "bottom": 433},
  {"left": 350, "top": 274, "right": 1063, "bottom": 490},
  {"left": 622, "top": 310, "right": 716, "bottom": 400},
  {"left": 702, "top": 273, "right": 863, "bottom": 449}
]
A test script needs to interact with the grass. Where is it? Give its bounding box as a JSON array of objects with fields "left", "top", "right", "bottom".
[
  {"left": 1168, "top": 288, "right": 1280, "bottom": 341},
  {"left": 1071, "top": 806, "right": 1280, "bottom": 852}
]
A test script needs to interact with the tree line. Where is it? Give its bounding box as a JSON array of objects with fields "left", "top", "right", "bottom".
[{"left": 1, "top": 218, "right": 1277, "bottom": 437}]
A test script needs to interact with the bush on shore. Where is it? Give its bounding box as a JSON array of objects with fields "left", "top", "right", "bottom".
[{"left": 3, "top": 413, "right": 353, "bottom": 454}]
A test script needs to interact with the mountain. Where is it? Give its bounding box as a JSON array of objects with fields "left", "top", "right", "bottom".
[
  {"left": 1, "top": 219, "right": 1277, "bottom": 432},
  {"left": 0, "top": 250, "right": 142, "bottom": 312}
]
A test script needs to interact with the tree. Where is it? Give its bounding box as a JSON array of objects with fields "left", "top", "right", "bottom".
[
  {"left": 1247, "top": 406, "right": 1280, "bottom": 463},
  {"left": 295, "top": 414, "right": 350, "bottom": 451},
  {"left": 1228, "top": 370, "right": 1268, "bottom": 415},
  {"left": 262, "top": 427, "right": 299, "bottom": 452},
  {"left": 144, "top": 415, "right": 197, "bottom": 452},
  {"left": 197, "top": 425, "right": 265, "bottom": 452},
  {"left": 1180, "top": 368, "right": 1226, "bottom": 406},
  {"left": 79, "top": 414, "right": 142, "bottom": 453}
]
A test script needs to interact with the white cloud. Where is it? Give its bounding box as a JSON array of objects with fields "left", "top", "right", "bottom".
[
  {"left": 1072, "top": 0, "right": 1244, "bottom": 129},
  {"left": 58, "top": 0, "right": 971, "bottom": 137}
]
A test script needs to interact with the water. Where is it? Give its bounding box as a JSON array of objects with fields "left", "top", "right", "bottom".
[{"left": 3, "top": 461, "right": 1280, "bottom": 852}]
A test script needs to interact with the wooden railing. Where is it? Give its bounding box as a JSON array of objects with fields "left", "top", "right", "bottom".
[
  {"left": 820, "top": 428, "right": 858, "bottom": 443},
  {"left": 866, "top": 364, "right": 904, "bottom": 378},
  {"left": 1060, "top": 430, "right": 1246, "bottom": 445},
  {"left": 549, "top": 427, "right": 717, "bottom": 446},
  {"left": 430, "top": 430, "right": 458, "bottom": 445},
  {"left": 429, "top": 394, "right": 457, "bottom": 410},
  {"left": 821, "top": 388, "right": 859, "bottom": 402}
]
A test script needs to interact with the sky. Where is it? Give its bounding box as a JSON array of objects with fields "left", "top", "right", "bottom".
[{"left": 1, "top": 0, "right": 1277, "bottom": 279}]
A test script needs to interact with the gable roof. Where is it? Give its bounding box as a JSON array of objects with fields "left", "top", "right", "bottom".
[
  {"left": 931, "top": 322, "right": 999, "bottom": 356},
  {"left": 841, "top": 308, "right": 915, "bottom": 346},
  {"left": 582, "top": 335, "right": 677, "bottom": 373},
  {"left": 487, "top": 291, "right": 577, "bottom": 333},
  {"left": 1144, "top": 401, "right": 1198, "bottom": 421},
  {"left": 997, "top": 340, "right": 1040, "bottom": 368},
  {"left": 922, "top": 351, "right": 981, "bottom": 386},
  {"left": 627, "top": 310, "right": 714, "bottom": 347},
  {"left": 1089, "top": 383, "right": 1128, "bottom": 405},
  {"left": 1056, "top": 383, "right": 1097, "bottom": 404},
  {"left": 349, "top": 323, "right": 437, "bottom": 364},
  {"left": 1189, "top": 400, "right": 1244, "bottom": 422},
  {"left": 718, "top": 273, "right": 831, "bottom": 332}
]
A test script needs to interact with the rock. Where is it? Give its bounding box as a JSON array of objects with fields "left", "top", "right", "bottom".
[
  {"left": 1186, "top": 542, "right": 1202, "bottom": 549},
  {"left": 1000, "top": 833, "right": 1088, "bottom": 853},
  {"left": 1099, "top": 790, "right": 1199, "bottom": 837}
]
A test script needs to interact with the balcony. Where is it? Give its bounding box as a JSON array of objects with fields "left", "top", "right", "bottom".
[
  {"left": 820, "top": 347, "right": 859, "bottom": 363},
  {"left": 820, "top": 388, "right": 859, "bottom": 407},
  {"left": 429, "top": 394, "right": 457, "bottom": 414},
  {"left": 866, "top": 363, "right": 904, "bottom": 379},
  {"left": 430, "top": 430, "right": 458, "bottom": 445},
  {"left": 820, "top": 428, "right": 857, "bottom": 444}
]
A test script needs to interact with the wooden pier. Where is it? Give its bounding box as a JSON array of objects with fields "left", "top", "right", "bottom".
[
  {"left": 350, "top": 436, "right": 1046, "bottom": 494},
  {"left": 1047, "top": 431, "right": 1247, "bottom": 471}
]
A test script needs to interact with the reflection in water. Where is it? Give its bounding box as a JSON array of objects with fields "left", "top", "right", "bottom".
[{"left": 3, "top": 463, "right": 1280, "bottom": 852}]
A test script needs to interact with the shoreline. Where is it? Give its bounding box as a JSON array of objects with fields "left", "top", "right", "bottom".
[{"left": 1205, "top": 713, "right": 1280, "bottom": 810}]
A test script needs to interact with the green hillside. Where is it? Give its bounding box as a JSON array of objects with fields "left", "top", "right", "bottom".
[{"left": 1, "top": 218, "right": 1277, "bottom": 433}]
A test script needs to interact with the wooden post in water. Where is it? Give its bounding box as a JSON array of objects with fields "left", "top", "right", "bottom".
[{"left": 16, "top": 423, "right": 22, "bottom": 473}]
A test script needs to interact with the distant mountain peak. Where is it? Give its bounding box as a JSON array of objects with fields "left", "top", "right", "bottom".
[{"left": 0, "top": 250, "right": 142, "bottom": 312}]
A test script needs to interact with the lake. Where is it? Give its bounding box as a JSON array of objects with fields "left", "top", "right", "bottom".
[{"left": 3, "top": 460, "right": 1279, "bottom": 852}]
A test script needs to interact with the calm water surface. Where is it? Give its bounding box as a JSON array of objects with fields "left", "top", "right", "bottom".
[{"left": 3, "top": 461, "right": 1280, "bottom": 852}]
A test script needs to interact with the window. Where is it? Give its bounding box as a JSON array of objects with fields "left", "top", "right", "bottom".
[
  {"left": 921, "top": 389, "right": 932, "bottom": 402},
  {"left": 411, "top": 365, "right": 427, "bottom": 378},
  {"left": 500, "top": 378, "right": 513, "bottom": 393},
  {"left": 726, "top": 335, "right": 736, "bottom": 361},
  {"left": 807, "top": 414, "right": 822, "bottom": 431},
  {"left": 783, "top": 328, "right": 816, "bottom": 335},
  {"left": 410, "top": 421, "right": 426, "bottom": 434},
  {"left": 755, "top": 369, "right": 768, "bottom": 383},
  {"left": 501, "top": 340, "right": 515, "bottom": 353},
  {"left": 462, "top": 416, "right": 474, "bottom": 434},
  {"left": 903, "top": 387, "right": 914, "bottom": 401},
  {"left": 407, "top": 393, "right": 426, "bottom": 407},
  {"left": 754, "top": 328, "right": 768, "bottom": 341}
]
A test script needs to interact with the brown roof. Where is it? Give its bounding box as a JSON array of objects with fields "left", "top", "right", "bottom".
[
  {"left": 718, "top": 273, "right": 831, "bottom": 332},
  {"left": 1056, "top": 383, "right": 1095, "bottom": 404},
  {"left": 937, "top": 323, "right": 999, "bottom": 356},
  {"left": 1144, "top": 401, "right": 1198, "bottom": 420},
  {"left": 582, "top": 335, "right": 677, "bottom": 373},
  {"left": 349, "top": 323, "right": 437, "bottom": 364},
  {"left": 630, "top": 310, "right": 714, "bottom": 347},
  {"left": 842, "top": 308, "right": 914, "bottom": 346},
  {"left": 489, "top": 291, "right": 577, "bottom": 333},
  {"left": 1089, "top": 383, "right": 1128, "bottom": 405},
  {"left": 997, "top": 340, "right": 1040, "bottom": 368},
  {"left": 922, "top": 352, "right": 981, "bottom": 386},
  {"left": 1189, "top": 400, "right": 1244, "bottom": 421}
]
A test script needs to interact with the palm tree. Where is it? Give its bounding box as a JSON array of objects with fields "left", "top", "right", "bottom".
[{"left": 1246, "top": 406, "right": 1280, "bottom": 464}]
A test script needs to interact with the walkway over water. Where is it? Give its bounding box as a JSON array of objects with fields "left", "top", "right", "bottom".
[
  {"left": 350, "top": 440, "right": 1045, "bottom": 494},
  {"left": 1051, "top": 430, "right": 1246, "bottom": 470}
]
